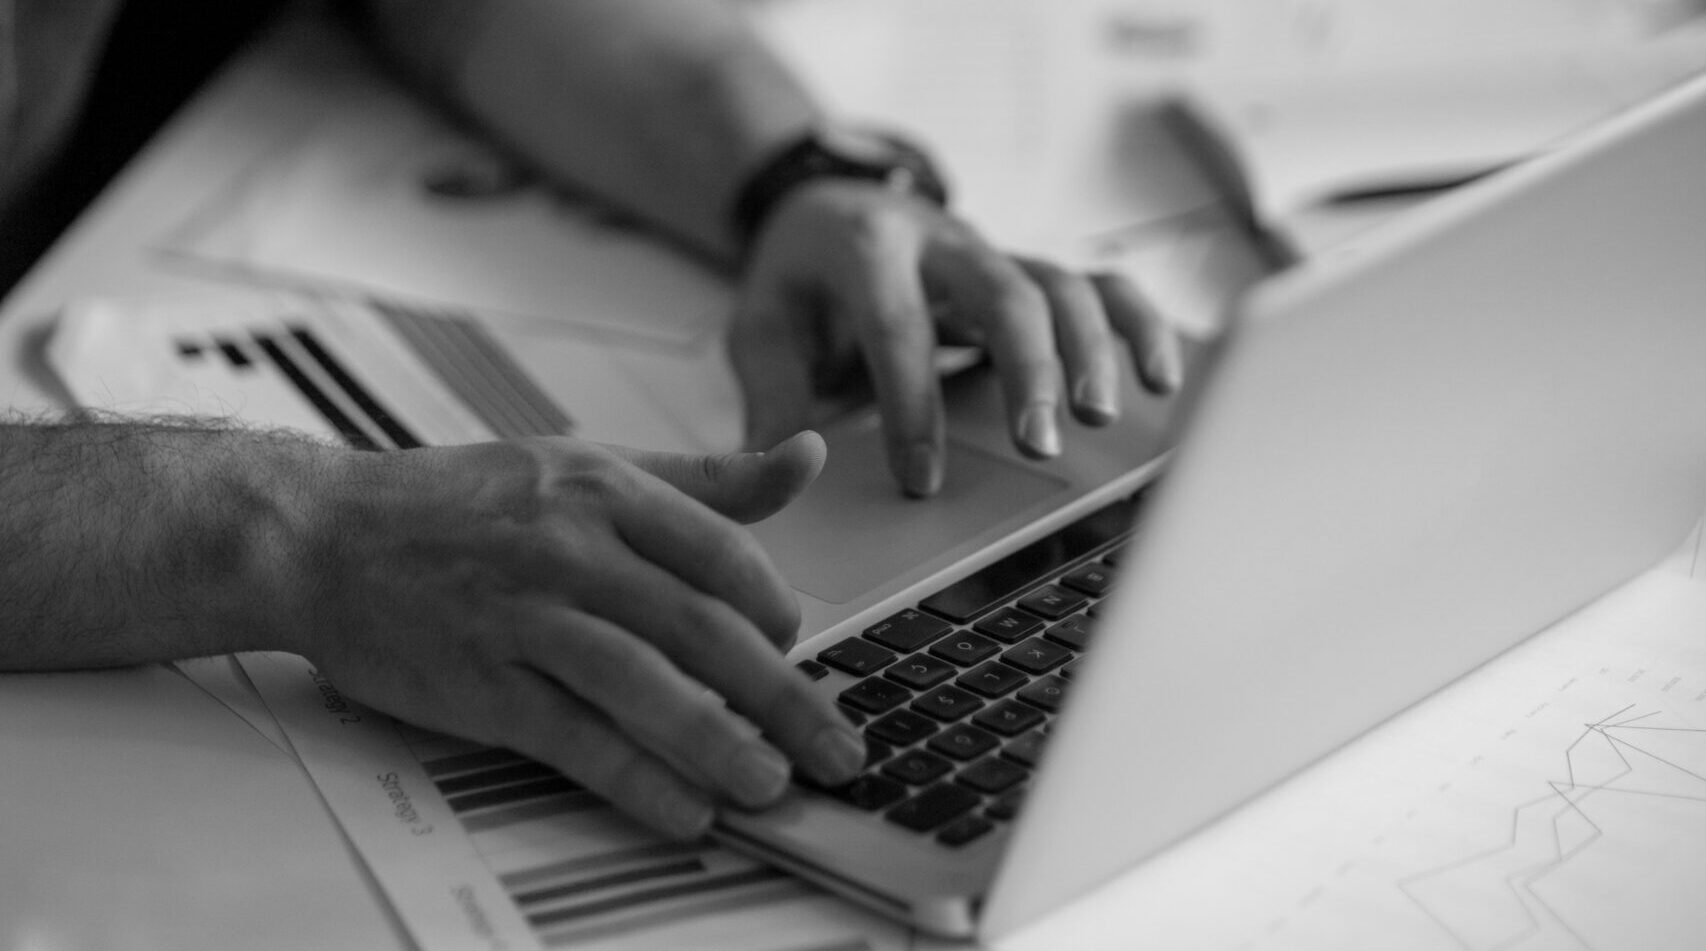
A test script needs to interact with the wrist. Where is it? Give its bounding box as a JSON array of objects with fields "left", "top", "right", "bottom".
[
  {"left": 730, "top": 125, "right": 949, "bottom": 258},
  {"left": 138, "top": 426, "right": 339, "bottom": 660}
]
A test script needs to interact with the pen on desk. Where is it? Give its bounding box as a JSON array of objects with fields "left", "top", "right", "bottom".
[{"left": 1319, "top": 167, "right": 1509, "bottom": 206}]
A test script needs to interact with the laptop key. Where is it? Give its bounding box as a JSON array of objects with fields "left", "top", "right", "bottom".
[
  {"left": 937, "top": 814, "right": 996, "bottom": 847},
  {"left": 1059, "top": 658, "right": 1084, "bottom": 680},
  {"left": 1016, "top": 675, "right": 1070, "bottom": 713},
  {"left": 956, "top": 660, "right": 1029, "bottom": 698},
  {"left": 820, "top": 774, "right": 907, "bottom": 812},
  {"left": 882, "top": 749, "right": 954, "bottom": 785},
  {"left": 1061, "top": 562, "right": 1115, "bottom": 597},
  {"left": 927, "top": 723, "right": 1000, "bottom": 761},
  {"left": 886, "top": 782, "right": 982, "bottom": 832},
  {"left": 839, "top": 676, "right": 912, "bottom": 715},
  {"left": 1017, "top": 584, "right": 1088, "bottom": 620},
  {"left": 929, "top": 631, "right": 1000, "bottom": 667},
  {"left": 818, "top": 637, "right": 897, "bottom": 676},
  {"left": 986, "top": 787, "right": 1027, "bottom": 821},
  {"left": 912, "top": 684, "right": 986, "bottom": 722},
  {"left": 957, "top": 756, "right": 1027, "bottom": 795},
  {"left": 1001, "top": 636, "right": 1072, "bottom": 675},
  {"left": 918, "top": 497, "right": 1136, "bottom": 622},
  {"left": 863, "top": 609, "right": 952, "bottom": 652},
  {"left": 1001, "top": 729, "right": 1048, "bottom": 769},
  {"left": 974, "top": 699, "right": 1046, "bottom": 736},
  {"left": 972, "top": 606, "right": 1044, "bottom": 644},
  {"left": 863, "top": 739, "right": 894, "bottom": 768},
  {"left": 867, "top": 709, "right": 940, "bottom": 746},
  {"left": 795, "top": 659, "right": 829, "bottom": 681},
  {"left": 884, "top": 653, "right": 957, "bottom": 690},
  {"left": 1043, "top": 614, "right": 1093, "bottom": 651}
]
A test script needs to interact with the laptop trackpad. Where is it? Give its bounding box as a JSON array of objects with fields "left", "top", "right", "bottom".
[{"left": 751, "top": 418, "right": 1069, "bottom": 605}]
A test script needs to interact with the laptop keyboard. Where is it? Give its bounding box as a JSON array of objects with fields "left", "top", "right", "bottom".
[{"left": 794, "top": 490, "right": 1146, "bottom": 849}]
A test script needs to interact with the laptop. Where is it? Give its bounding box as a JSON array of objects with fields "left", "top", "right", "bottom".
[
  {"left": 712, "top": 71, "right": 1706, "bottom": 941},
  {"left": 39, "top": 45, "right": 1706, "bottom": 945}
]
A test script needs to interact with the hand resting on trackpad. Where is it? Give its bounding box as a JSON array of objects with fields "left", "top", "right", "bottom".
[{"left": 749, "top": 416, "right": 1069, "bottom": 606}]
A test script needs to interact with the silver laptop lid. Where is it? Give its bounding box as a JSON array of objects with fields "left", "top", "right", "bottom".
[{"left": 986, "top": 73, "right": 1706, "bottom": 938}]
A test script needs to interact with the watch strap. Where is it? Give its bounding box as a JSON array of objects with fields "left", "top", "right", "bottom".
[{"left": 730, "top": 128, "right": 950, "bottom": 251}]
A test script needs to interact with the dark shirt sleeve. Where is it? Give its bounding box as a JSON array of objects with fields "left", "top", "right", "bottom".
[{"left": 343, "top": 0, "right": 496, "bottom": 105}]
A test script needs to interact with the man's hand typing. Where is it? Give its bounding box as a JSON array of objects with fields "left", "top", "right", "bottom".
[
  {"left": 287, "top": 430, "right": 864, "bottom": 838},
  {"left": 0, "top": 421, "right": 863, "bottom": 839}
]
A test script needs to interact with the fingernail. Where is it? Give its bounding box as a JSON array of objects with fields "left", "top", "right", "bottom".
[
  {"left": 731, "top": 746, "right": 792, "bottom": 805},
  {"left": 1071, "top": 377, "right": 1118, "bottom": 425},
  {"left": 658, "top": 791, "right": 714, "bottom": 840},
  {"left": 813, "top": 726, "right": 867, "bottom": 784},
  {"left": 903, "top": 443, "right": 942, "bottom": 498},
  {"left": 1017, "top": 401, "right": 1061, "bottom": 459}
]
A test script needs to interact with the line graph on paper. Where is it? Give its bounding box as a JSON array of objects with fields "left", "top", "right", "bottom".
[
  {"left": 1397, "top": 704, "right": 1706, "bottom": 951},
  {"left": 1092, "top": 574, "right": 1706, "bottom": 951}
]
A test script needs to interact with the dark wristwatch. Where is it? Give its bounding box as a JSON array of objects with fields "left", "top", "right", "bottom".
[{"left": 731, "top": 126, "right": 950, "bottom": 250}]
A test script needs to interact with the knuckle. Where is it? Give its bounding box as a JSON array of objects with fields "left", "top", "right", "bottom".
[
  {"left": 860, "top": 306, "right": 929, "bottom": 349},
  {"left": 977, "top": 268, "right": 1050, "bottom": 322},
  {"left": 556, "top": 460, "right": 635, "bottom": 508},
  {"left": 1020, "top": 354, "right": 1063, "bottom": 384},
  {"left": 679, "top": 695, "right": 738, "bottom": 751},
  {"left": 692, "top": 452, "right": 734, "bottom": 491},
  {"left": 1038, "top": 267, "right": 1102, "bottom": 315},
  {"left": 707, "top": 522, "right": 764, "bottom": 567},
  {"left": 672, "top": 595, "right": 739, "bottom": 648},
  {"left": 1022, "top": 258, "right": 1075, "bottom": 292},
  {"left": 580, "top": 628, "right": 658, "bottom": 684}
]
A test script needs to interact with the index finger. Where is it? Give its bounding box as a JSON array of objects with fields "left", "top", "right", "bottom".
[
  {"left": 1093, "top": 271, "right": 1183, "bottom": 394},
  {"left": 925, "top": 235, "right": 1063, "bottom": 460},
  {"left": 560, "top": 543, "right": 866, "bottom": 790},
  {"left": 836, "top": 246, "right": 946, "bottom": 498}
]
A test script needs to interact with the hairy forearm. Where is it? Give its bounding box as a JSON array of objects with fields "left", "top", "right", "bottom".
[
  {"left": 356, "top": 0, "right": 821, "bottom": 261},
  {"left": 0, "top": 418, "right": 324, "bottom": 669}
]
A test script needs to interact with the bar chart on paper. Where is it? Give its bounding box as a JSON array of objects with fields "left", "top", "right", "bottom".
[
  {"left": 53, "top": 290, "right": 939, "bottom": 951},
  {"left": 241, "top": 652, "right": 932, "bottom": 951}
]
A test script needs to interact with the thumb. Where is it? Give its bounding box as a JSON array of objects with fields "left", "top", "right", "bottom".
[{"left": 603, "top": 431, "right": 827, "bottom": 524}]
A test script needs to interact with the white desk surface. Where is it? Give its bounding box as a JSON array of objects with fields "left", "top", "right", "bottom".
[{"left": 0, "top": 15, "right": 419, "bottom": 951}]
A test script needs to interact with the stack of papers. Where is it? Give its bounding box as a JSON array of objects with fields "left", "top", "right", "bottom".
[
  {"left": 1114, "top": 0, "right": 1706, "bottom": 253},
  {"left": 1168, "top": 28, "right": 1706, "bottom": 252}
]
